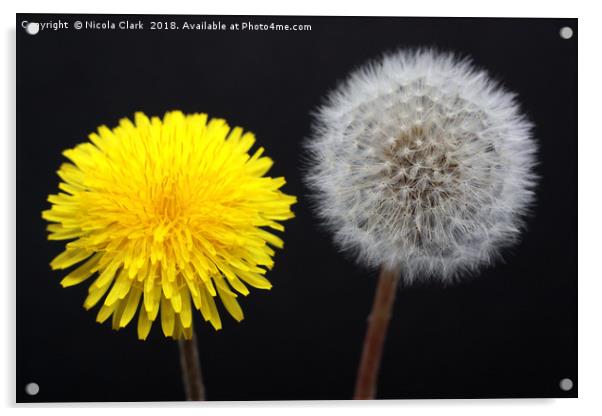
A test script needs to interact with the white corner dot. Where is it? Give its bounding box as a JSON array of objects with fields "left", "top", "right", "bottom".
[
  {"left": 559, "top": 26, "right": 573, "bottom": 40},
  {"left": 25, "top": 382, "right": 39, "bottom": 396},
  {"left": 559, "top": 378, "right": 573, "bottom": 391},
  {"left": 25, "top": 22, "right": 40, "bottom": 35}
]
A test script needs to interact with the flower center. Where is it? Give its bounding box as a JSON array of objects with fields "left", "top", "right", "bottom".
[{"left": 380, "top": 123, "right": 462, "bottom": 207}]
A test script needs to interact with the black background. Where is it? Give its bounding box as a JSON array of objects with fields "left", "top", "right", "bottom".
[{"left": 16, "top": 14, "right": 577, "bottom": 402}]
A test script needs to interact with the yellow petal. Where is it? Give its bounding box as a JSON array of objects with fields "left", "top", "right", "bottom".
[
  {"left": 181, "top": 324, "right": 193, "bottom": 340},
  {"left": 217, "top": 262, "right": 249, "bottom": 296},
  {"left": 50, "top": 247, "right": 92, "bottom": 270},
  {"left": 160, "top": 296, "right": 175, "bottom": 337},
  {"left": 93, "top": 259, "right": 121, "bottom": 288},
  {"left": 170, "top": 289, "right": 182, "bottom": 313},
  {"left": 60, "top": 252, "right": 102, "bottom": 287},
  {"left": 148, "top": 288, "right": 161, "bottom": 321},
  {"left": 179, "top": 289, "right": 192, "bottom": 328},
  {"left": 111, "top": 298, "right": 127, "bottom": 330},
  {"left": 104, "top": 268, "right": 129, "bottom": 306},
  {"left": 161, "top": 271, "right": 173, "bottom": 298},
  {"left": 199, "top": 286, "right": 221, "bottom": 330},
  {"left": 216, "top": 285, "right": 244, "bottom": 322},
  {"left": 237, "top": 271, "right": 272, "bottom": 290},
  {"left": 84, "top": 274, "right": 113, "bottom": 310},
  {"left": 137, "top": 306, "right": 153, "bottom": 340},
  {"left": 96, "top": 301, "right": 119, "bottom": 323},
  {"left": 119, "top": 286, "right": 142, "bottom": 328}
]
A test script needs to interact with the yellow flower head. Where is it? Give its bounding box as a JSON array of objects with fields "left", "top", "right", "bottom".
[{"left": 42, "top": 111, "right": 296, "bottom": 340}]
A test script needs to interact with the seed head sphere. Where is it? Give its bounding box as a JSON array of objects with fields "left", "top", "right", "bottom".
[{"left": 306, "top": 50, "right": 537, "bottom": 282}]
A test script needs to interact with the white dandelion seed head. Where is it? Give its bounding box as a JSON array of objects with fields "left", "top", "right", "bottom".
[{"left": 305, "top": 49, "right": 537, "bottom": 283}]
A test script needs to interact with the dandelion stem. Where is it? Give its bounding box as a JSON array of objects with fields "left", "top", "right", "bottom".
[
  {"left": 354, "top": 265, "right": 401, "bottom": 400},
  {"left": 178, "top": 330, "right": 205, "bottom": 401}
]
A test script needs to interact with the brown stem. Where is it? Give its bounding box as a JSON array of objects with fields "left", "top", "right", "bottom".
[
  {"left": 354, "top": 265, "right": 401, "bottom": 400},
  {"left": 178, "top": 330, "right": 205, "bottom": 401}
]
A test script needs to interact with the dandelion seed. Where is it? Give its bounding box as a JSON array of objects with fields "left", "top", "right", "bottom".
[
  {"left": 305, "top": 49, "right": 537, "bottom": 399},
  {"left": 306, "top": 49, "right": 537, "bottom": 282}
]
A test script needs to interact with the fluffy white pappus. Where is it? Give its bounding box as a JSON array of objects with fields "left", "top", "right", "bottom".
[{"left": 305, "top": 49, "right": 537, "bottom": 283}]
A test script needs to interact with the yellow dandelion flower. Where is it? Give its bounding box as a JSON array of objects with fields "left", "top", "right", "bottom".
[{"left": 42, "top": 111, "right": 296, "bottom": 340}]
